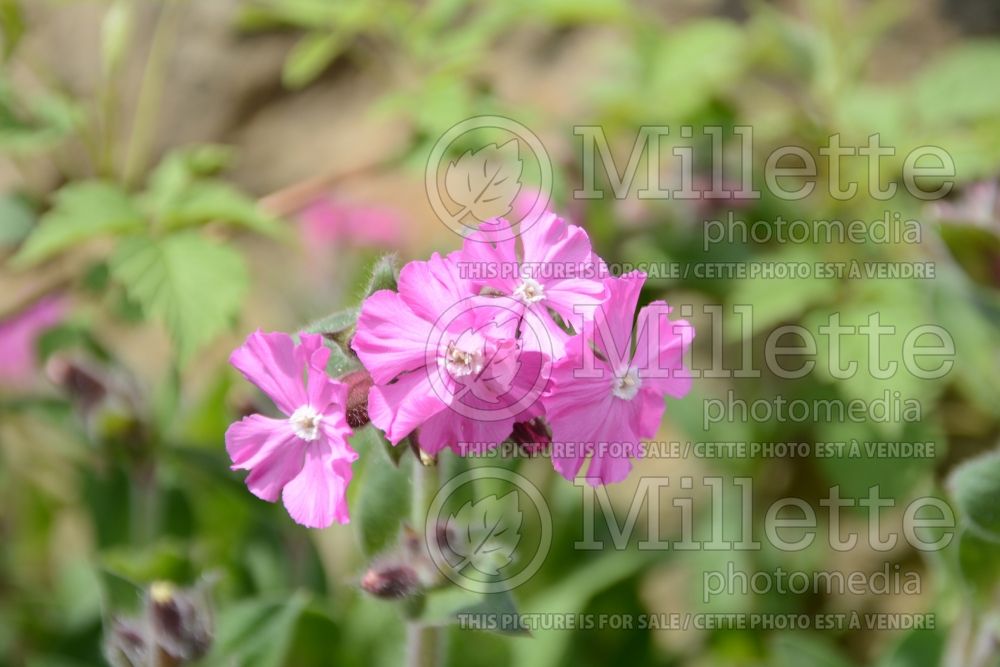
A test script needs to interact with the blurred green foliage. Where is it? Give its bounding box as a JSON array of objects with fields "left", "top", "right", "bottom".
[{"left": 2, "top": 0, "right": 1000, "bottom": 666}]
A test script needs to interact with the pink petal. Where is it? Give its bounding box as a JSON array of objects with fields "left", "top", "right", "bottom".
[
  {"left": 520, "top": 213, "right": 594, "bottom": 267},
  {"left": 245, "top": 441, "right": 307, "bottom": 502},
  {"left": 367, "top": 370, "right": 449, "bottom": 445},
  {"left": 226, "top": 414, "right": 296, "bottom": 470},
  {"left": 458, "top": 219, "right": 520, "bottom": 293},
  {"left": 225, "top": 414, "right": 305, "bottom": 501},
  {"left": 635, "top": 387, "right": 667, "bottom": 439},
  {"left": 592, "top": 273, "right": 645, "bottom": 367},
  {"left": 230, "top": 331, "right": 309, "bottom": 415},
  {"left": 632, "top": 303, "right": 694, "bottom": 399},
  {"left": 282, "top": 441, "right": 356, "bottom": 528},
  {"left": 303, "top": 353, "right": 349, "bottom": 414},
  {"left": 0, "top": 296, "right": 65, "bottom": 384},
  {"left": 417, "top": 408, "right": 515, "bottom": 455},
  {"left": 352, "top": 291, "right": 434, "bottom": 385},
  {"left": 542, "top": 277, "right": 607, "bottom": 327},
  {"left": 396, "top": 253, "right": 470, "bottom": 322}
]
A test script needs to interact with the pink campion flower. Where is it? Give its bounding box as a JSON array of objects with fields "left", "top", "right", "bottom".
[
  {"left": 457, "top": 213, "right": 607, "bottom": 355},
  {"left": 226, "top": 331, "right": 356, "bottom": 528},
  {"left": 0, "top": 296, "right": 65, "bottom": 387},
  {"left": 543, "top": 272, "right": 694, "bottom": 485},
  {"left": 351, "top": 252, "right": 549, "bottom": 455}
]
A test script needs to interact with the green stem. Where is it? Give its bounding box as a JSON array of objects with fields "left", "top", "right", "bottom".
[
  {"left": 407, "top": 455, "right": 443, "bottom": 667},
  {"left": 122, "top": 0, "right": 181, "bottom": 188}
]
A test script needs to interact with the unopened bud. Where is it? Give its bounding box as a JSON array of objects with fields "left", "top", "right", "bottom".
[
  {"left": 510, "top": 417, "right": 551, "bottom": 454},
  {"left": 343, "top": 370, "right": 372, "bottom": 428},
  {"left": 45, "top": 355, "right": 107, "bottom": 409},
  {"left": 104, "top": 618, "right": 149, "bottom": 667},
  {"left": 147, "top": 581, "right": 213, "bottom": 662},
  {"left": 360, "top": 563, "right": 420, "bottom": 599}
]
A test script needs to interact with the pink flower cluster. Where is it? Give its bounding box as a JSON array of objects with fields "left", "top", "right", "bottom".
[{"left": 226, "top": 213, "right": 693, "bottom": 528}]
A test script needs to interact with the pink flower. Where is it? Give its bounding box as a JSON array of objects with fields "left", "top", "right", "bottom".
[
  {"left": 225, "top": 331, "right": 356, "bottom": 528},
  {"left": 458, "top": 213, "right": 607, "bottom": 355},
  {"left": 0, "top": 296, "right": 65, "bottom": 387},
  {"left": 351, "top": 253, "right": 549, "bottom": 455},
  {"left": 543, "top": 273, "right": 694, "bottom": 484},
  {"left": 299, "top": 197, "right": 404, "bottom": 249}
]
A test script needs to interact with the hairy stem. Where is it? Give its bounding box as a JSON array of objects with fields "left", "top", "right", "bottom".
[{"left": 407, "top": 455, "right": 443, "bottom": 667}]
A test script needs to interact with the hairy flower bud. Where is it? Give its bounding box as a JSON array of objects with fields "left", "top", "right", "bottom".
[
  {"left": 510, "top": 417, "right": 551, "bottom": 454},
  {"left": 147, "top": 581, "right": 213, "bottom": 662},
  {"left": 360, "top": 562, "right": 420, "bottom": 599},
  {"left": 45, "top": 355, "right": 107, "bottom": 410},
  {"left": 343, "top": 370, "right": 373, "bottom": 428},
  {"left": 103, "top": 618, "right": 149, "bottom": 667}
]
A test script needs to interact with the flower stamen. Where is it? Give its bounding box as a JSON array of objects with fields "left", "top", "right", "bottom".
[
  {"left": 610, "top": 367, "right": 641, "bottom": 400},
  {"left": 289, "top": 405, "right": 323, "bottom": 441},
  {"left": 513, "top": 278, "right": 545, "bottom": 304}
]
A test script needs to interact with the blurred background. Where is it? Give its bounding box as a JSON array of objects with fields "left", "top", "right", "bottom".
[{"left": 3, "top": 0, "right": 1000, "bottom": 665}]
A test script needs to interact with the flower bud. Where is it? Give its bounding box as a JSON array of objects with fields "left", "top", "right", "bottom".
[
  {"left": 510, "top": 417, "right": 551, "bottom": 454},
  {"left": 342, "top": 370, "right": 373, "bottom": 428},
  {"left": 147, "top": 581, "right": 213, "bottom": 662},
  {"left": 45, "top": 355, "right": 107, "bottom": 410},
  {"left": 360, "top": 562, "right": 420, "bottom": 599},
  {"left": 103, "top": 618, "right": 149, "bottom": 667}
]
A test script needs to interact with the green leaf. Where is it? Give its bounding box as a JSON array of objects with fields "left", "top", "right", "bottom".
[
  {"left": 303, "top": 307, "right": 358, "bottom": 336},
  {"left": 446, "top": 492, "right": 522, "bottom": 576},
  {"left": 13, "top": 181, "right": 144, "bottom": 266},
  {"left": 646, "top": 19, "right": 746, "bottom": 121},
  {"left": 322, "top": 337, "right": 359, "bottom": 376},
  {"left": 109, "top": 233, "right": 248, "bottom": 360},
  {"left": 364, "top": 253, "right": 399, "bottom": 295},
  {"left": 158, "top": 181, "right": 284, "bottom": 237},
  {"left": 949, "top": 451, "right": 1000, "bottom": 541},
  {"left": 877, "top": 628, "right": 946, "bottom": 667},
  {"left": 100, "top": 541, "right": 196, "bottom": 587},
  {"left": 0, "top": 83, "right": 82, "bottom": 153},
  {"left": 353, "top": 427, "right": 411, "bottom": 557},
  {"left": 957, "top": 529, "right": 1000, "bottom": 600},
  {"left": 914, "top": 42, "right": 1000, "bottom": 127},
  {"left": 282, "top": 31, "right": 343, "bottom": 89},
  {"left": 0, "top": 0, "right": 24, "bottom": 61},
  {"left": 725, "top": 245, "right": 839, "bottom": 341},
  {"left": 770, "top": 633, "right": 853, "bottom": 667},
  {"left": 513, "top": 551, "right": 650, "bottom": 667},
  {"left": 455, "top": 590, "right": 528, "bottom": 636},
  {"left": 0, "top": 192, "right": 34, "bottom": 245},
  {"left": 200, "top": 592, "right": 310, "bottom": 667}
]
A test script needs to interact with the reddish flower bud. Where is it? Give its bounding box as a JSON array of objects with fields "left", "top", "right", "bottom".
[
  {"left": 510, "top": 417, "right": 551, "bottom": 454},
  {"left": 147, "top": 582, "right": 213, "bottom": 662},
  {"left": 343, "top": 370, "right": 373, "bottom": 428},
  {"left": 360, "top": 562, "right": 420, "bottom": 599}
]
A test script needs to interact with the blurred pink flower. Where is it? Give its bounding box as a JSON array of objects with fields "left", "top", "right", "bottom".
[
  {"left": 299, "top": 197, "right": 405, "bottom": 250},
  {"left": 543, "top": 273, "right": 694, "bottom": 485},
  {"left": 226, "top": 331, "right": 356, "bottom": 528},
  {"left": 0, "top": 296, "right": 64, "bottom": 386}
]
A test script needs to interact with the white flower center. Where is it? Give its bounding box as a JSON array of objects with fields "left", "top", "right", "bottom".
[
  {"left": 289, "top": 405, "right": 322, "bottom": 441},
  {"left": 513, "top": 278, "right": 545, "bottom": 304},
  {"left": 611, "top": 367, "right": 641, "bottom": 400},
  {"left": 441, "top": 340, "right": 485, "bottom": 379}
]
